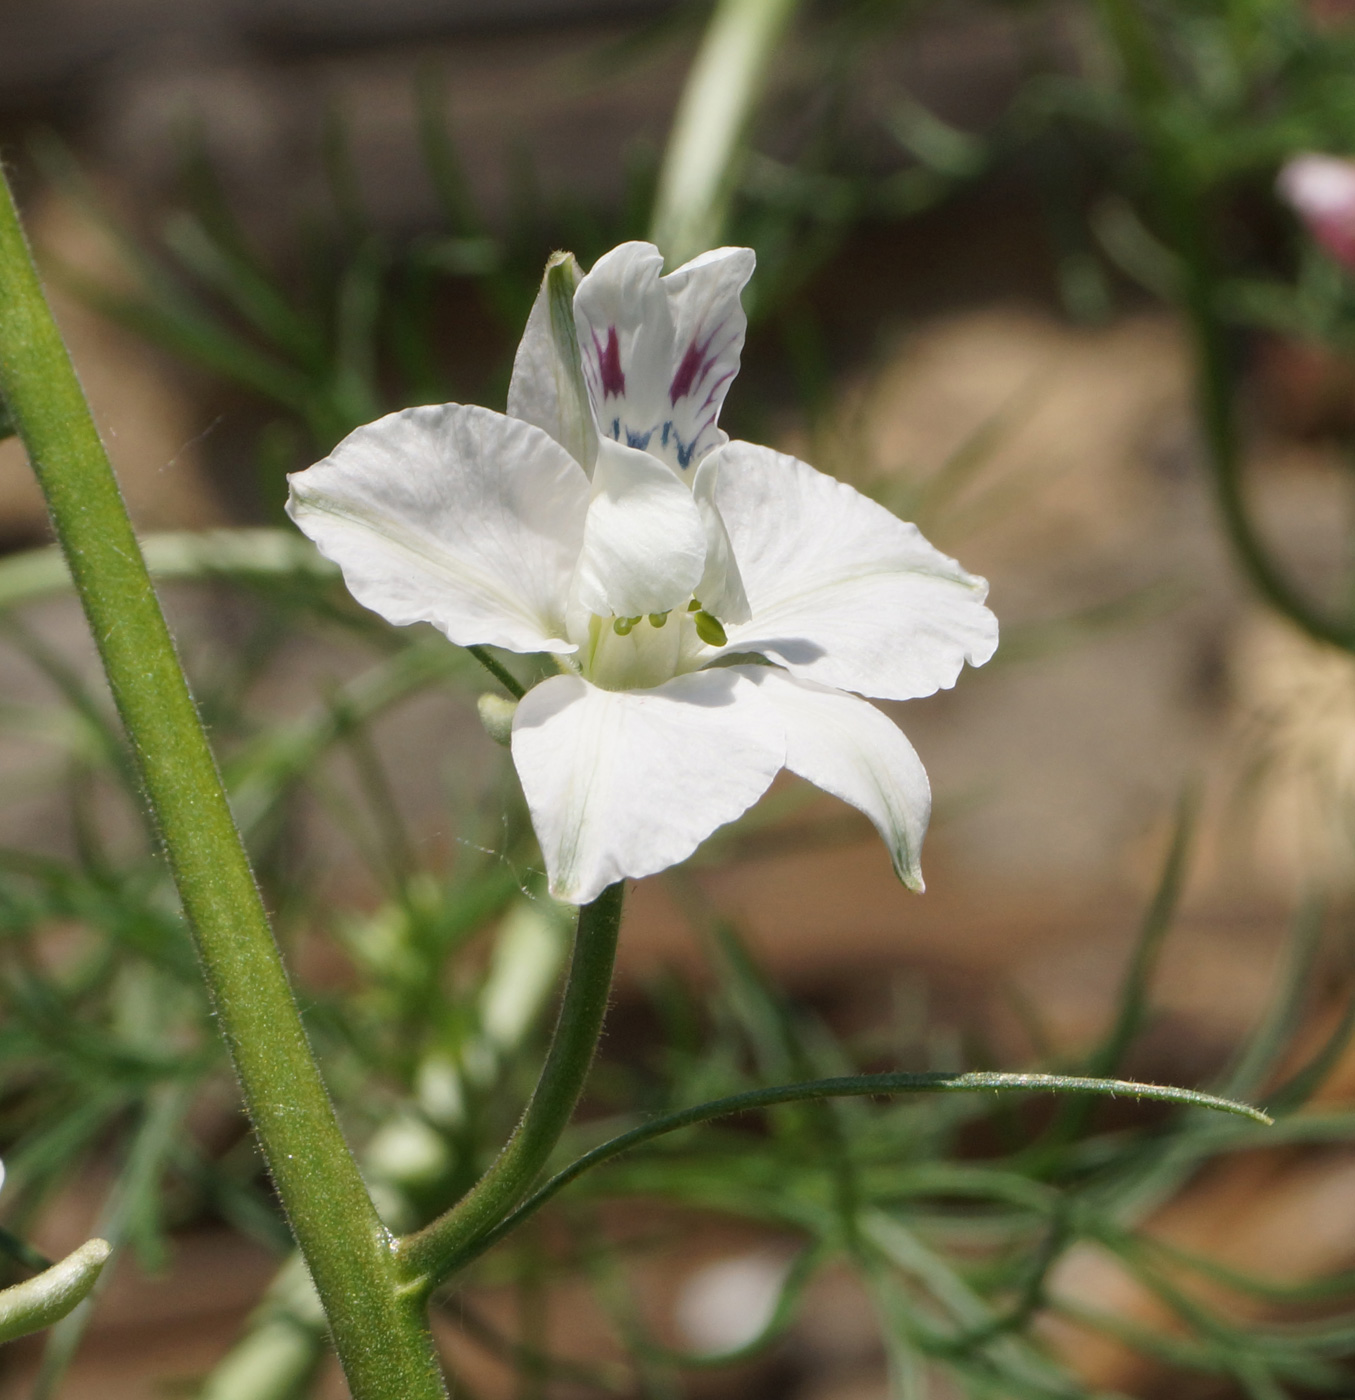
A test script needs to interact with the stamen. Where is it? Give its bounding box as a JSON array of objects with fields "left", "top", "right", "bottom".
[
  {"left": 693, "top": 610, "right": 727, "bottom": 647},
  {"left": 648, "top": 612, "right": 669, "bottom": 628},
  {"left": 612, "top": 615, "right": 642, "bottom": 636}
]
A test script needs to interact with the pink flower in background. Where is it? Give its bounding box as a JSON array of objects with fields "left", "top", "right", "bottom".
[{"left": 1278, "top": 153, "right": 1355, "bottom": 267}]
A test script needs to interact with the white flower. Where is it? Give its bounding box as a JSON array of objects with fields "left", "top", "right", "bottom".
[{"left": 287, "top": 242, "right": 997, "bottom": 904}]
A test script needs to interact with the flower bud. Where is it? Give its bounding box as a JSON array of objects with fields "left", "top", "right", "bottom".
[{"left": 476, "top": 692, "right": 518, "bottom": 747}]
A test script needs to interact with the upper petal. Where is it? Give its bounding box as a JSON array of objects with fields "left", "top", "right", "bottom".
[
  {"left": 713, "top": 442, "right": 998, "bottom": 700},
  {"left": 574, "top": 242, "right": 676, "bottom": 459},
  {"left": 573, "top": 437, "right": 707, "bottom": 619},
  {"left": 661, "top": 246, "right": 756, "bottom": 472},
  {"left": 573, "top": 242, "right": 754, "bottom": 475},
  {"left": 511, "top": 669, "right": 784, "bottom": 903},
  {"left": 736, "top": 666, "right": 931, "bottom": 891},
  {"left": 287, "top": 404, "right": 590, "bottom": 654},
  {"left": 507, "top": 252, "right": 598, "bottom": 471}
]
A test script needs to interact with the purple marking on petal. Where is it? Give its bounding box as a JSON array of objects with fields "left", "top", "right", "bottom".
[
  {"left": 699, "top": 366, "right": 737, "bottom": 413},
  {"left": 669, "top": 334, "right": 713, "bottom": 405},
  {"left": 673, "top": 319, "right": 745, "bottom": 410},
  {"left": 597, "top": 327, "right": 626, "bottom": 398}
]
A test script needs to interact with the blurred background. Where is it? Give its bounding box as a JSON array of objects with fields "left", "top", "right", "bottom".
[{"left": 6, "top": 0, "right": 1355, "bottom": 1396}]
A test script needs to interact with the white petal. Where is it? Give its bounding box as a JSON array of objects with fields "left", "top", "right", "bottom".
[
  {"left": 511, "top": 670, "right": 784, "bottom": 903},
  {"left": 287, "top": 404, "right": 589, "bottom": 654},
  {"left": 573, "top": 242, "right": 755, "bottom": 476},
  {"left": 714, "top": 442, "right": 998, "bottom": 700},
  {"left": 574, "top": 437, "right": 706, "bottom": 618},
  {"left": 692, "top": 453, "right": 751, "bottom": 625},
  {"left": 737, "top": 667, "right": 930, "bottom": 891},
  {"left": 574, "top": 242, "right": 676, "bottom": 459},
  {"left": 507, "top": 252, "right": 598, "bottom": 471},
  {"left": 661, "top": 246, "right": 756, "bottom": 472}
]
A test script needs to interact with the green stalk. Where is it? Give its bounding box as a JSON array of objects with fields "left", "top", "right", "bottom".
[
  {"left": 1163, "top": 143, "right": 1355, "bottom": 649},
  {"left": 1182, "top": 220, "right": 1355, "bottom": 651},
  {"left": 1099, "top": 0, "right": 1355, "bottom": 653},
  {"left": 650, "top": 0, "right": 800, "bottom": 267},
  {"left": 0, "top": 170, "right": 445, "bottom": 1399},
  {"left": 396, "top": 882, "right": 625, "bottom": 1293}
]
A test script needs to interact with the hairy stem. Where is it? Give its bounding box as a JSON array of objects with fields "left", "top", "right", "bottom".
[
  {"left": 0, "top": 168, "right": 445, "bottom": 1400},
  {"left": 397, "top": 882, "right": 625, "bottom": 1293}
]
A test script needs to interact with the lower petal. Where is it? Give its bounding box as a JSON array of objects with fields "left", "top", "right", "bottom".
[
  {"left": 511, "top": 670, "right": 784, "bottom": 904},
  {"left": 736, "top": 666, "right": 931, "bottom": 891}
]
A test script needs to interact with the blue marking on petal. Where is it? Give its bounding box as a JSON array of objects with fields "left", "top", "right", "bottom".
[
  {"left": 661, "top": 422, "right": 671, "bottom": 447},
  {"left": 610, "top": 417, "right": 621, "bottom": 440},
  {"left": 626, "top": 427, "right": 653, "bottom": 450},
  {"left": 675, "top": 434, "right": 697, "bottom": 469}
]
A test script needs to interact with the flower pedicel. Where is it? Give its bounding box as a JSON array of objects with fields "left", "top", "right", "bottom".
[{"left": 287, "top": 243, "right": 998, "bottom": 903}]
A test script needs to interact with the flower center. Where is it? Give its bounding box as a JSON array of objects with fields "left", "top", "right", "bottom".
[
  {"left": 582, "top": 610, "right": 685, "bottom": 691},
  {"left": 573, "top": 600, "right": 729, "bottom": 692}
]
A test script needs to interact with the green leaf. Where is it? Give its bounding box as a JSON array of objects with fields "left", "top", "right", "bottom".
[
  {"left": 438, "top": 1068, "right": 1270, "bottom": 1273},
  {"left": 1219, "top": 893, "right": 1326, "bottom": 1102},
  {"left": 161, "top": 211, "right": 326, "bottom": 369},
  {"left": 650, "top": 0, "right": 801, "bottom": 265}
]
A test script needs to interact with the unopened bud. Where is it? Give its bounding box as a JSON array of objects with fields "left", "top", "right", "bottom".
[{"left": 477, "top": 692, "right": 518, "bottom": 747}]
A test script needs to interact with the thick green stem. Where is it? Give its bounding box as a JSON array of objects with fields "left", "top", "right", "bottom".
[
  {"left": 397, "top": 882, "right": 625, "bottom": 1292},
  {"left": 0, "top": 170, "right": 444, "bottom": 1399}
]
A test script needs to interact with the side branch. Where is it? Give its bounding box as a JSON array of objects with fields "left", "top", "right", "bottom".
[{"left": 397, "top": 882, "right": 625, "bottom": 1295}]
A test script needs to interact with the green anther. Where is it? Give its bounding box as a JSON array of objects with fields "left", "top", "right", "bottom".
[
  {"left": 648, "top": 612, "right": 669, "bottom": 628},
  {"left": 687, "top": 598, "right": 701, "bottom": 611},
  {"left": 612, "top": 616, "right": 641, "bottom": 636},
  {"left": 693, "top": 610, "right": 727, "bottom": 647}
]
